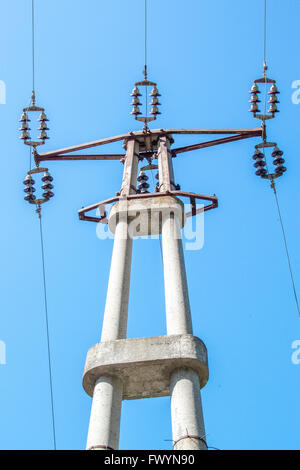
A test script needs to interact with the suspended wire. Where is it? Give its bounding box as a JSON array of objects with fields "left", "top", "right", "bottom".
[
  {"left": 144, "top": 0, "right": 147, "bottom": 71},
  {"left": 271, "top": 184, "right": 300, "bottom": 317},
  {"left": 143, "top": 1, "right": 163, "bottom": 258},
  {"left": 144, "top": 0, "right": 148, "bottom": 119},
  {"left": 28, "top": 0, "right": 35, "bottom": 170},
  {"left": 262, "top": 0, "right": 268, "bottom": 138},
  {"left": 261, "top": 0, "right": 299, "bottom": 317},
  {"left": 37, "top": 207, "right": 57, "bottom": 449},
  {"left": 30, "top": 0, "right": 57, "bottom": 447},
  {"left": 263, "top": 0, "right": 267, "bottom": 67},
  {"left": 31, "top": 0, "right": 35, "bottom": 94}
]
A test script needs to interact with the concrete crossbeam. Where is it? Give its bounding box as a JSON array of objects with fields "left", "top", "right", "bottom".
[
  {"left": 83, "top": 334, "right": 208, "bottom": 400},
  {"left": 108, "top": 195, "right": 185, "bottom": 237}
]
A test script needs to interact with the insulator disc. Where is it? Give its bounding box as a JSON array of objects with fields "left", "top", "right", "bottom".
[
  {"left": 271, "top": 148, "right": 284, "bottom": 158},
  {"left": 43, "top": 191, "right": 54, "bottom": 199},
  {"left": 23, "top": 177, "right": 35, "bottom": 185},
  {"left": 42, "top": 182, "right": 54, "bottom": 190},
  {"left": 253, "top": 159, "right": 266, "bottom": 168},
  {"left": 138, "top": 182, "right": 149, "bottom": 190},
  {"left": 249, "top": 84, "right": 260, "bottom": 94},
  {"left": 275, "top": 165, "right": 287, "bottom": 175},
  {"left": 252, "top": 151, "right": 264, "bottom": 160},
  {"left": 24, "top": 194, "right": 36, "bottom": 201},
  {"left": 255, "top": 168, "right": 267, "bottom": 177},
  {"left": 24, "top": 186, "right": 36, "bottom": 193},
  {"left": 41, "top": 173, "right": 53, "bottom": 182}
]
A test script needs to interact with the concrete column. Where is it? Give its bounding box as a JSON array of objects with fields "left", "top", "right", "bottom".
[
  {"left": 170, "top": 368, "right": 207, "bottom": 450},
  {"left": 161, "top": 211, "right": 193, "bottom": 335},
  {"left": 157, "top": 136, "right": 176, "bottom": 192},
  {"left": 101, "top": 139, "right": 138, "bottom": 341},
  {"left": 86, "top": 376, "right": 123, "bottom": 450},
  {"left": 86, "top": 217, "right": 131, "bottom": 450},
  {"left": 86, "top": 140, "right": 139, "bottom": 450},
  {"left": 101, "top": 218, "right": 133, "bottom": 341},
  {"left": 158, "top": 138, "right": 207, "bottom": 451}
]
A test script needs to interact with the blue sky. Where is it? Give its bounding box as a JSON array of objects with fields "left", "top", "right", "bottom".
[{"left": 0, "top": 0, "right": 300, "bottom": 450}]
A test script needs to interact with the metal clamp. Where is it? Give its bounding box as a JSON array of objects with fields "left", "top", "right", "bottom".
[{"left": 173, "top": 434, "right": 208, "bottom": 449}]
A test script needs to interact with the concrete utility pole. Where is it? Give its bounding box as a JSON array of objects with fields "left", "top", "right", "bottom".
[
  {"left": 83, "top": 133, "right": 209, "bottom": 450},
  {"left": 35, "top": 103, "right": 262, "bottom": 450},
  {"left": 22, "top": 2, "right": 277, "bottom": 449}
]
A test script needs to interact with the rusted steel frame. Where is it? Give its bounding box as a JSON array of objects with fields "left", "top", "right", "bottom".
[
  {"left": 172, "top": 132, "right": 262, "bottom": 156},
  {"left": 78, "top": 190, "right": 218, "bottom": 223},
  {"left": 34, "top": 154, "right": 125, "bottom": 164},
  {"left": 185, "top": 203, "right": 217, "bottom": 218},
  {"left": 37, "top": 128, "right": 263, "bottom": 160},
  {"left": 37, "top": 133, "right": 129, "bottom": 158},
  {"left": 172, "top": 434, "right": 207, "bottom": 449},
  {"left": 35, "top": 130, "right": 261, "bottom": 164},
  {"left": 157, "top": 128, "right": 262, "bottom": 136},
  {"left": 190, "top": 196, "right": 196, "bottom": 216}
]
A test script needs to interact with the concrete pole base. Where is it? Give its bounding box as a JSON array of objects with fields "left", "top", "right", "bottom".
[
  {"left": 86, "top": 375, "right": 123, "bottom": 450},
  {"left": 170, "top": 368, "right": 207, "bottom": 451}
]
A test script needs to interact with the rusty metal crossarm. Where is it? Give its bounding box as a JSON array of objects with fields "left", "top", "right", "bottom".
[
  {"left": 78, "top": 191, "right": 218, "bottom": 224},
  {"left": 172, "top": 132, "right": 262, "bottom": 156},
  {"left": 35, "top": 154, "right": 125, "bottom": 164},
  {"left": 160, "top": 128, "right": 263, "bottom": 136},
  {"left": 35, "top": 128, "right": 263, "bottom": 164}
]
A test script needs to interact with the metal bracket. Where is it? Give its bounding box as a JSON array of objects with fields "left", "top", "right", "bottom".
[{"left": 78, "top": 190, "right": 218, "bottom": 223}]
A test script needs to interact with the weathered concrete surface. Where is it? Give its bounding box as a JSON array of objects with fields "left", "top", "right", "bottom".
[
  {"left": 170, "top": 368, "right": 207, "bottom": 450},
  {"left": 108, "top": 196, "right": 185, "bottom": 237},
  {"left": 86, "top": 141, "right": 139, "bottom": 450},
  {"left": 83, "top": 334, "right": 208, "bottom": 400},
  {"left": 100, "top": 218, "right": 132, "bottom": 342},
  {"left": 86, "top": 375, "right": 123, "bottom": 450},
  {"left": 161, "top": 204, "right": 192, "bottom": 336},
  {"left": 157, "top": 141, "right": 207, "bottom": 450}
]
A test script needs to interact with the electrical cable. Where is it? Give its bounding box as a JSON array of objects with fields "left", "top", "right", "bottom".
[
  {"left": 37, "top": 207, "right": 57, "bottom": 449},
  {"left": 142, "top": 0, "right": 164, "bottom": 262},
  {"left": 144, "top": 0, "right": 148, "bottom": 119},
  {"left": 261, "top": 0, "right": 299, "bottom": 317},
  {"left": 30, "top": 0, "right": 57, "bottom": 448},
  {"left": 144, "top": 0, "right": 147, "bottom": 72},
  {"left": 32, "top": 0, "right": 35, "bottom": 94},
  {"left": 271, "top": 183, "right": 300, "bottom": 317},
  {"left": 264, "top": 0, "right": 267, "bottom": 68}
]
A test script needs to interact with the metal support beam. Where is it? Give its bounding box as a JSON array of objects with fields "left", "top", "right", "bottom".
[
  {"left": 172, "top": 133, "right": 261, "bottom": 156},
  {"left": 36, "top": 128, "right": 263, "bottom": 161},
  {"left": 35, "top": 154, "right": 124, "bottom": 164},
  {"left": 78, "top": 191, "right": 218, "bottom": 223}
]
